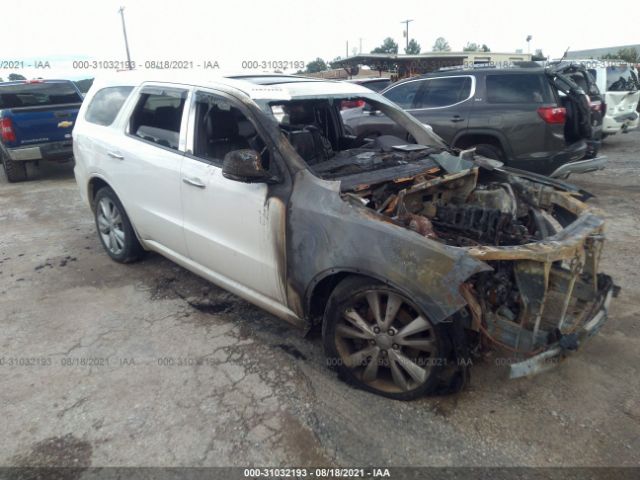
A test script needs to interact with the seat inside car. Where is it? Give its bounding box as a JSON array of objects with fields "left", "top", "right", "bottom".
[{"left": 201, "top": 106, "right": 250, "bottom": 160}]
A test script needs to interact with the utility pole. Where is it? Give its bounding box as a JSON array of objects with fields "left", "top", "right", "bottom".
[
  {"left": 346, "top": 40, "right": 349, "bottom": 58},
  {"left": 119, "top": 6, "right": 133, "bottom": 69},
  {"left": 526, "top": 35, "right": 532, "bottom": 54},
  {"left": 401, "top": 19, "right": 413, "bottom": 52},
  {"left": 359, "top": 38, "right": 362, "bottom": 54}
]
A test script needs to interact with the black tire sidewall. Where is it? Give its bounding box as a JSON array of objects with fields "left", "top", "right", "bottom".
[
  {"left": 474, "top": 144, "right": 504, "bottom": 161},
  {"left": 322, "top": 276, "right": 448, "bottom": 400},
  {"left": 94, "top": 187, "right": 142, "bottom": 263},
  {"left": 1, "top": 152, "right": 28, "bottom": 183}
]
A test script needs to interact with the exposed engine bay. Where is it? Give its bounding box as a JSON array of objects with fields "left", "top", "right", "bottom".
[{"left": 266, "top": 96, "right": 616, "bottom": 374}]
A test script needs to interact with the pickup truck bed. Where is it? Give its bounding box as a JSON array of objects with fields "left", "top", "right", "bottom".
[{"left": 0, "top": 80, "right": 82, "bottom": 182}]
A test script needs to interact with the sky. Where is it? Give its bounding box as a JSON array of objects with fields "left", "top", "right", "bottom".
[{"left": 2, "top": 0, "right": 639, "bottom": 79}]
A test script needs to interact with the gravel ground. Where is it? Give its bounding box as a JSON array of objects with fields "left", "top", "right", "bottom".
[{"left": 0, "top": 131, "right": 638, "bottom": 468}]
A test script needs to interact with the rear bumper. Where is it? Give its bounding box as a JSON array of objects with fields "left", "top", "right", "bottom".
[
  {"left": 7, "top": 140, "right": 74, "bottom": 162},
  {"left": 603, "top": 112, "right": 639, "bottom": 133},
  {"left": 510, "top": 276, "right": 617, "bottom": 378},
  {"left": 549, "top": 155, "right": 607, "bottom": 178}
]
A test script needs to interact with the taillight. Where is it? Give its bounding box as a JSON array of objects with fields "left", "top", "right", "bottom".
[
  {"left": 25, "top": 79, "right": 43, "bottom": 84},
  {"left": 340, "top": 99, "right": 366, "bottom": 110},
  {"left": 0, "top": 117, "right": 16, "bottom": 142},
  {"left": 537, "top": 106, "right": 566, "bottom": 124}
]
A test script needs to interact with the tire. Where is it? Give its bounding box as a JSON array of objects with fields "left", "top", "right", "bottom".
[
  {"left": 94, "top": 187, "right": 144, "bottom": 263},
  {"left": 473, "top": 143, "right": 504, "bottom": 161},
  {"left": 322, "top": 276, "right": 449, "bottom": 400},
  {"left": 1, "top": 152, "right": 27, "bottom": 183}
]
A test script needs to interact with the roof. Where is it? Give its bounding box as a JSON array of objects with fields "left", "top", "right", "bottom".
[{"left": 88, "top": 71, "right": 374, "bottom": 101}]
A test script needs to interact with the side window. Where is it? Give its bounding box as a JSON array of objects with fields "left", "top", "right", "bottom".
[
  {"left": 129, "top": 90, "right": 186, "bottom": 150},
  {"left": 85, "top": 86, "right": 133, "bottom": 126},
  {"left": 414, "top": 77, "right": 472, "bottom": 108},
  {"left": 193, "top": 92, "right": 268, "bottom": 167},
  {"left": 383, "top": 80, "right": 423, "bottom": 109},
  {"left": 486, "top": 74, "right": 548, "bottom": 104}
]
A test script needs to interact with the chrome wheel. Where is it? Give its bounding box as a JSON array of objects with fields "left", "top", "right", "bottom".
[
  {"left": 97, "top": 197, "right": 125, "bottom": 256},
  {"left": 334, "top": 289, "right": 439, "bottom": 394}
]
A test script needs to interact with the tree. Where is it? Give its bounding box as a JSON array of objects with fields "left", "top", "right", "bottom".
[
  {"left": 601, "top": 48, "right": 639, "bottom": 64},
  {"left": 432, "top": 37, "right": 451, "bottom": 52},
  {"left": 305, "top": 57, "right": 328, "bottom": 74},
  {"left": 8, "top": 73, "right": 26, "bottom": 81},
  {"left": 405, "top": 39, "right": 421, "bottom": 54},
  {"left": 463, "top": 42, "right": 479, "bottom": 52},
  {"left": 371, "top": 37, "right": 398, "bottom": 54},
  {"left": 532, "top": 49, "right": 546, "bottom": 61},
  {"left": 481, "top": 44, "right": 491, "bottom": 52}
]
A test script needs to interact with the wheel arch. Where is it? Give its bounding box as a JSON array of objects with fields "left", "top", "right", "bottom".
[
  {"left": 452, "top": 129, "right": 512, "bottom": 158},
  {"left": 87, "top": 175, "right": 146, "bottom": 248},
  {"left": 304, "top": 267, "right": 455, "bottom": 327}
]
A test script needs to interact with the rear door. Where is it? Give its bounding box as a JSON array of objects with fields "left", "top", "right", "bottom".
[
  {"left": 407, "top": 75, "right": 474, "bottom": 143},
  {"left": 110, "top": 84, "right": 190, "bottom": 256},
  {"left": 0, "top": 81, "right": 82, "bottom": 146}
]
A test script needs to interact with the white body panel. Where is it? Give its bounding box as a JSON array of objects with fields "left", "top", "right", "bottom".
[
  {"left": 180, "top": 156, "right": 287, "bottom": 304},
  {"left": 73, "top": 75, "right": 296, "bottom": 323}
]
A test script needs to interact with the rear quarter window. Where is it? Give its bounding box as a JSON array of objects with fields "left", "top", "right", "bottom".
[
  {"left": 85, "top": 86, "right": 134, "bottom": 126},
  {"left": 486, "top": 74, "right": 550, "bottom": 104}
]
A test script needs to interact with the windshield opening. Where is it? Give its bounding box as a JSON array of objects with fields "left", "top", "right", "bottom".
[{"left": 258, "top": 95, "right": 447, "bottom": 180}]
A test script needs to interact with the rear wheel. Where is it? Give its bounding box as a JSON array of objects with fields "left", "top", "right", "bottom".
[
  {"left": 1, "top": 152, "right": 27, "bottom": 183},
  {"left": 473, "top": 143, "right": 504, "bottom": 161},
  {"left": 94, "top": 187, "right": 144, "bottom": 263},
  {"left": 323, "top": 276, "right": 448, "bottom": 400}
]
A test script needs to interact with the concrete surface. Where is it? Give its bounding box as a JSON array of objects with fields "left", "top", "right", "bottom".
[{"left": 0, "top": 132, "right": 639, "bottom": 468}]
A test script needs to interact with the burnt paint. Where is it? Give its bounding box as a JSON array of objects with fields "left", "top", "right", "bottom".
[{"left": 287, "top": 170, "right": 491, "bottom": 324}]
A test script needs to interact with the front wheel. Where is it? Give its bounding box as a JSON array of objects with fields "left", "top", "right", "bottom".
[
  {"left": 94, "top": 187, "right": 144, "bottom": 263},
  {"left": 323, "top": 276, "right": 449, "bottom": 400}
]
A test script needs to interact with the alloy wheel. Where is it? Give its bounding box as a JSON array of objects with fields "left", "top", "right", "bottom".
[{"left": 334, "top": 289, "right": 439, "bottom": 393}]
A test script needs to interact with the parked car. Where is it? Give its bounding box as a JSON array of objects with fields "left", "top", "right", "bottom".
[
  {"left": 0, "top": 79, "right": 83, "bottom": 182},
  {"left": 73, "top": 73, "right": 616, "bottom": 399},
  {"left": 340, "top": 78, "right": 393, "bottom": 109},
  {"left": 343, "top": 67, "right": 606, "bottom": 178},
  {"left": 346, "top": 77, "right": 392, "bottom": 92},
  {"left": 551, "top": 60, "right": 639, "bottom": 137},
  {"left": 545, "top": 62, "right": 604, "bottom": 159}
]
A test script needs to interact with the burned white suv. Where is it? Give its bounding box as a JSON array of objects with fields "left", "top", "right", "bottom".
[{"left": 73, "top": 73, "right": 617, "bottom": 399}]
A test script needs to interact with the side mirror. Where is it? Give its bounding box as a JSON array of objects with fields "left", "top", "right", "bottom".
[{"left": 222, "top": 149, "right": 278, "bottom": 184}]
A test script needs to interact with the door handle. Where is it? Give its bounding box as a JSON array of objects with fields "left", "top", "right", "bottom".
[
  {"left": 107, "top": 151, "right": 124, "bottom": 160},
  {"left": 182, "top": 177, "right": 206, "bottom": 189},
  {"left": 450, "top": 116, "right": 465, "bottom": 123}
]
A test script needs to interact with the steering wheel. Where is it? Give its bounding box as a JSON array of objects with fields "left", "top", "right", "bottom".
[{"left": 355, "top": 130, "right": 380, "bottom": 146}]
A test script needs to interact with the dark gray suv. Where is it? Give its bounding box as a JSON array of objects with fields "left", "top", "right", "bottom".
[{"left": 343, "top": 68, "right": 606, "bottom": 177}]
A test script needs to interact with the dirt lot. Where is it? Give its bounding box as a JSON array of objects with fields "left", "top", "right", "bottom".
[{"left": 1, "top": 132, "right": 639, "bottom": 468}]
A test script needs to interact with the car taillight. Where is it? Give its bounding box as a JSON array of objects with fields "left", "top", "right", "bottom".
[
  {"left": 0, "top": 117, "right": 16, "bottom": 142},
  {"left": 537, "top": 106, "right": 566, "bottom": 124},
  {"left": 340, "top": 99, "right": 366, "bottom": 110}
]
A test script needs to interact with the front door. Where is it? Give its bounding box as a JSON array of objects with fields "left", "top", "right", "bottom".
[{"left": 180, "top": 90, "right": 287, "bottom": 304}]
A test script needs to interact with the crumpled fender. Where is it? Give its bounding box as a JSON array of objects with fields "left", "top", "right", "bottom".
[{"left": 287, "top": 170, "right": 491, "bottom": 324}]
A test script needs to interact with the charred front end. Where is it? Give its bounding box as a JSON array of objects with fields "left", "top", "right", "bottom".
[{"left": 340, "top": 151, "right": 617, "bottom": 377}]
